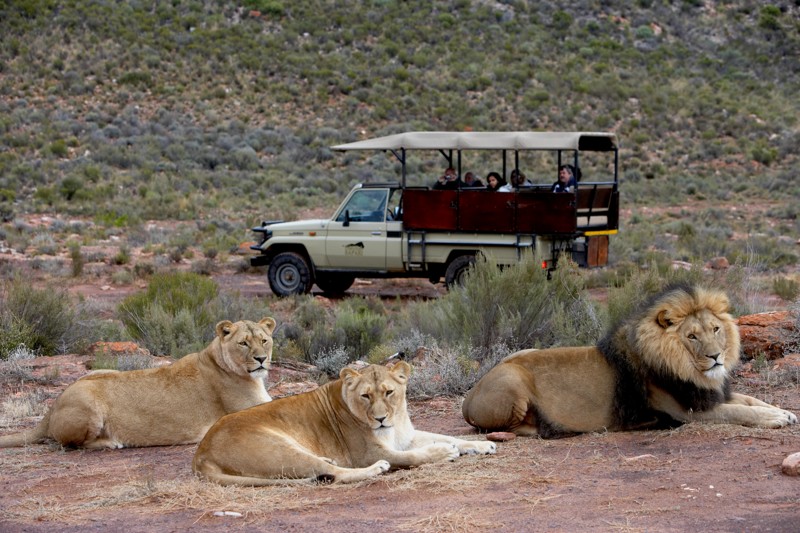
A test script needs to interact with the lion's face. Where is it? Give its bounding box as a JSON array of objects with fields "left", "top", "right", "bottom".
[
  {"left": 636, "top": 287, "right": 740, "bottom": 388},
  {"left": 340, "top": 362, "right": 409, "bottom": 430},
  {"left": 215, "top": 318, "right": 277, "bottom": 379}
]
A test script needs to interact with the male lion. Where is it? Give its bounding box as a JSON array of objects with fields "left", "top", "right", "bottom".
[
  {"left": 193, "top": 361, "right": 496, "bottom": 485},
  {"left": 462, "top": 286, "right": 797, "bottom": 437},
  {"left": 0, "top": 317, "right": 277, "bottom": 450}
]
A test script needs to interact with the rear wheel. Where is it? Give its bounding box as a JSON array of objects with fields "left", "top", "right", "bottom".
[
  {"left": 267, "top": 252, "right": 313, "bottom": 296},
  {"left": 444, "top": 255, "right": 476, "bottom": 289},
  {"left": 315, "top": 273, "right": 355, "bottom": 295}
]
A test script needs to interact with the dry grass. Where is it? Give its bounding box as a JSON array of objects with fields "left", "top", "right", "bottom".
[
  {"left": 398, "top": 507, "right": 501, "bottom": 532},
  {"left": 1, "top": 473, "right": 337, "bottom": 524},
  {"left": 0, "top": 389, "right": 49, "bottom": 428}
]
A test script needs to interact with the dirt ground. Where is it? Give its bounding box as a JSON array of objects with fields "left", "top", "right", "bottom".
[
  {"left": 1, "top": 214, "right": 799, "bottom": 531},
  {"left": 1, "top": 350, "right": 799, "bottom": 533}
]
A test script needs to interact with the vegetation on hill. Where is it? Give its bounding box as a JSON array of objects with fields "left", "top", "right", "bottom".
[
  {"left": 0, "top": 1, "right": 799, "bottom": 374},
  {"left": 1, "top": 1, "right": 798, "bottom": 222}
]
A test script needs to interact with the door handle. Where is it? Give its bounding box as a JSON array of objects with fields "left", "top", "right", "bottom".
[{"left": 371, "top": 231, "right": 382, "bottom": 235}]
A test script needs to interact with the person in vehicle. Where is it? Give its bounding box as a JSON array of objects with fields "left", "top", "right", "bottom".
[
  {"left": 433, "top": 167, "right": 461, "bottom": 190},
  {"left": 552, "top": 165, "right": 578, "bottom": 193},
  {"left": 486, "top": 172, "right": 507, "bottom": 191},
  {"left": 509, "top": 169, "right": 533, "bottom": 188},
  {"left": 462, "top": 172, "right": 484, "bottom": 188}
]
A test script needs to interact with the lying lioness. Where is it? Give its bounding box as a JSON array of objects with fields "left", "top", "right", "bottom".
[
  {"left": 193, "top": 361, "right": 496, "bottom": 485},
  {"left": 0, "top": 317, "right": 276, "bottom": 450}
]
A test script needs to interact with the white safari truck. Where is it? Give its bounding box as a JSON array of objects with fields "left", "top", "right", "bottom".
[{"left": 250, "top": 131, "right": 619, "bottom": 296}]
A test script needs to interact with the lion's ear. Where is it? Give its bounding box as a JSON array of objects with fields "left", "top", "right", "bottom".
[
  {"left": 340, "top": 367, "right": 360, "bottom": 382},
  {"left": 216, "top": 320, "right": 236, "bottom": 338},
  {"left": 390, "top": 361, "right": 412, "bottom": 382},
  {"left": 259, "top": 317, "right": 277, "bottom": 334},
  {"left": 656, "top": 310, "right": 672, "bottom": 329}
]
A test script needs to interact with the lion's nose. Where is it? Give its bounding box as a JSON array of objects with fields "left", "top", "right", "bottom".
[
  {"left": 706, "top": 353, "right": 721, "bottom": 364},
  {"left": 375, "top": 416, "right": 386, "bottom": 424},
  {"left": 255, "top": 356, "right": 267, "bottom": 364}
]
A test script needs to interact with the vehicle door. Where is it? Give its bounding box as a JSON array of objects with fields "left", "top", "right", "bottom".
[{"left": 326, "top": 188, "right": 390, "bottom": 269}]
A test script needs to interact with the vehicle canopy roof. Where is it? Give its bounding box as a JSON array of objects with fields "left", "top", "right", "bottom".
[{"left": 330, "top": 131, "right": 617, "bottom": 152}]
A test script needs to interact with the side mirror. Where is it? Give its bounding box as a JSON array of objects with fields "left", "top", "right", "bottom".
[{"left": 343, "top": 209, "right": 350, "bottom": 227}]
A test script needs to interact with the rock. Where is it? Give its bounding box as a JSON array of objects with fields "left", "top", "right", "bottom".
[
  {"left": 772, "top": 353, "right": 800, "bottom": 371},
  {"left": 268, "top": 381, "right": 318, "bottom": 399},
  {"left": 737, "top": 311, "right": 797, "bottom": 360},
  {"left": 89, "top": 341, "right": 151, "bottom": 358},
  {"left": 486, "top": 432, "right": 516, "bottom": 442},
  {"left": 705, "top": 256, "right": 730, "bottom": 270},
  {"left": 781, "top": 452, "right": 800, "bottom": 476}
]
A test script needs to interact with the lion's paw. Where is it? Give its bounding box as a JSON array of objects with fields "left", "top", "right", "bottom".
[
  {"left": 374, "top": 460, "right": 391, "bottom": 474},
  {"left": 459, "top": 441, "right": 497, "bottom": 455},
  {"left": 425, "top": 442, "right": 460, "bottom": 462},
  {"left": 762, "top": 407, "right": 798, "bottom": 428}
]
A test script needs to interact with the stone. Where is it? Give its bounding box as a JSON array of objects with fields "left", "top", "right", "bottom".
[
  {"left": 89, "top": 341, "right": 151, "bottom": 358},
  {"left": 781, "top": 452, "right": 800, "bottom": 476},
  {"left": 486, "top": 432, "right": 516, "bottom": 442},
  {"left": 737, "top": 311, "right": 797, "bottom": 360},
  {"left": 705, "top": 256, "right": 730, "bottom": 270}
]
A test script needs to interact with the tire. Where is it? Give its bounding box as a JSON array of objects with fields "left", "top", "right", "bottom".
[
  {"left": 444, "top": 255, "right": 476, "bottom": 289},
  {"left": 267, "top": 252, "right": 313, "bottom": 296},
  {"left": 315, "top": 273, "right": 355, "bottom": 295}
]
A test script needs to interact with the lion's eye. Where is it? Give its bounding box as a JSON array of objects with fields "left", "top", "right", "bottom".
[
  {"left": 385, "top": 390, "right": 394, "bottom": 397},
  {"left": 687, "top": 334, "right": 697, "bottom": 340},
  {"left": 262, "top": 338, "right": 268, "bottom": 344},
  {"left": 238, "top": 341, "right": 248, "bottom": 347},
  {"left": 361, "top": 393, "right": 370, "bottom": 400},
  {"left": 713, "top": 326, "right": 720, "bottom": 333}
]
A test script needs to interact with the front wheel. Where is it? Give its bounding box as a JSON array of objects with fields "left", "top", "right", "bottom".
[
  {"left": 444, "top": 255, "right": 476, "bottom": 289},
  {"left": 315, "top": 273, "right": 355, "bottom": 295},
  {"left": 267, "top": 252, "right": 313, "bottom": 296}
]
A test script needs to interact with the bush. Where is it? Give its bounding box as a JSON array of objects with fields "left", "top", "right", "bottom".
[
  {"left": 0, "top": 278, "right": 94, "bottom": 358},
  {"left": 118, "top": 272, "right": 218, "bottom": 356},
  {"left": 773, "top": 277, "right": 800, "bottom": 302},
  {"left": 399, "top": 256, "right": 559, "bottom": 362},
  {"left": 334, "top": 297, "right": 387, "bottom": 360}
]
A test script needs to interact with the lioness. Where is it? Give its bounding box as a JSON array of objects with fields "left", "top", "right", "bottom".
[
  {"left": 463, "top": 286, "right": 797, "bottom": 437},
  {"left": 193, "top": 361, "right": 496, "bottom": 485},
  {"left": 0, "top": 317, "right": 277, "bottom": 449}
]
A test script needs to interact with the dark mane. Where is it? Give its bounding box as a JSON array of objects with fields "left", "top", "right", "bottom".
[{"left": 597, "top": 284, "right": 726, "bottom": 429}]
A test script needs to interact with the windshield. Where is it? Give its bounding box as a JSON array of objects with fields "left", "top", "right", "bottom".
[{"left": 335, "top": 189, "right": 389, "bottom": 223}]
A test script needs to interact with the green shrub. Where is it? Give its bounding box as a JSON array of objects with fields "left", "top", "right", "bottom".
[
  {"left": 118, "top": 272, "right": 218, "bottom": 355},
  {"left": 68, "top": 241, "right": 84, "bottom": 277},
  {"left": 399, "top": 256, "right": 562, "bottom": 362},
  {"left": 0, "top": 278, "right": 93, "bottom": 358},
  {"left": 334, "top": 297, "right": 387, "bottom": 360},
  {"left": 773, "top": 277, "right": 800, "bottom": 302}
]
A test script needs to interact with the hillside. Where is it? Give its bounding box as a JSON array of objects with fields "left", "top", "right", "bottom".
[{"left": 0, "top": 0, "right": 798, "bottom": 268}]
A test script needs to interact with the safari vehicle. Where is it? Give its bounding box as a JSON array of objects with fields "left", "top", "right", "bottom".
[{"left": 250, "top": 131, "right": 619, "bottom": 297}]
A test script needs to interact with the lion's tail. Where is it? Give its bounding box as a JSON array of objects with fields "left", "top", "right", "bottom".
[
  {"left": 195, "top": 470, "right": 317, "bottom": 487},
  {"left": 0, "top": 410, "right": 51, "bottom": 448}
]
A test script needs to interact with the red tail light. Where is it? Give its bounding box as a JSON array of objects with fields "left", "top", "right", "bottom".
[{"left": 541, "top": 260, "right": 548, "bottom": 269}]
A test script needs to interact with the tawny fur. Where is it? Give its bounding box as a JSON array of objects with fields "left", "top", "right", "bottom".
[
  {"left": 193, "top": 361, "right": 496, "bottom": 485},
  {"left": 0, "top": 317, "right": 277, "bottom": 450},
  {"left": 462, "top": 286, "right": 797, "bottom": 437}
]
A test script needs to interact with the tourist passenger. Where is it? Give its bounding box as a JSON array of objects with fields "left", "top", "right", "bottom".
[
  {"left": 509, "top": 169, "right": 533, "bottom": 188},
  {"left": 432, "top": 167, "right": 461, "bottom": 190},
  {"left": 486, "top": 172, "right": 507, "bottom": 191},
  {"left": 552, "top": 165, "right": 577, "bottom": 193},
  {"left": 462, "top": 172, "right": 484, "bottom": 188}
]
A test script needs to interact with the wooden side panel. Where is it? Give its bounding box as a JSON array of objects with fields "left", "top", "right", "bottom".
[
  {"left": 458, "top": 191, "right": 516, "bottom": 233},
  {"left": 403, "top": 189, "right": 458, "bottom": 231},
  {"left": 517, "top": 192, "right": 576, "bottom": 234},
  {"left": 587, "top": 235, "right": 609, "bottom": 267}
]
